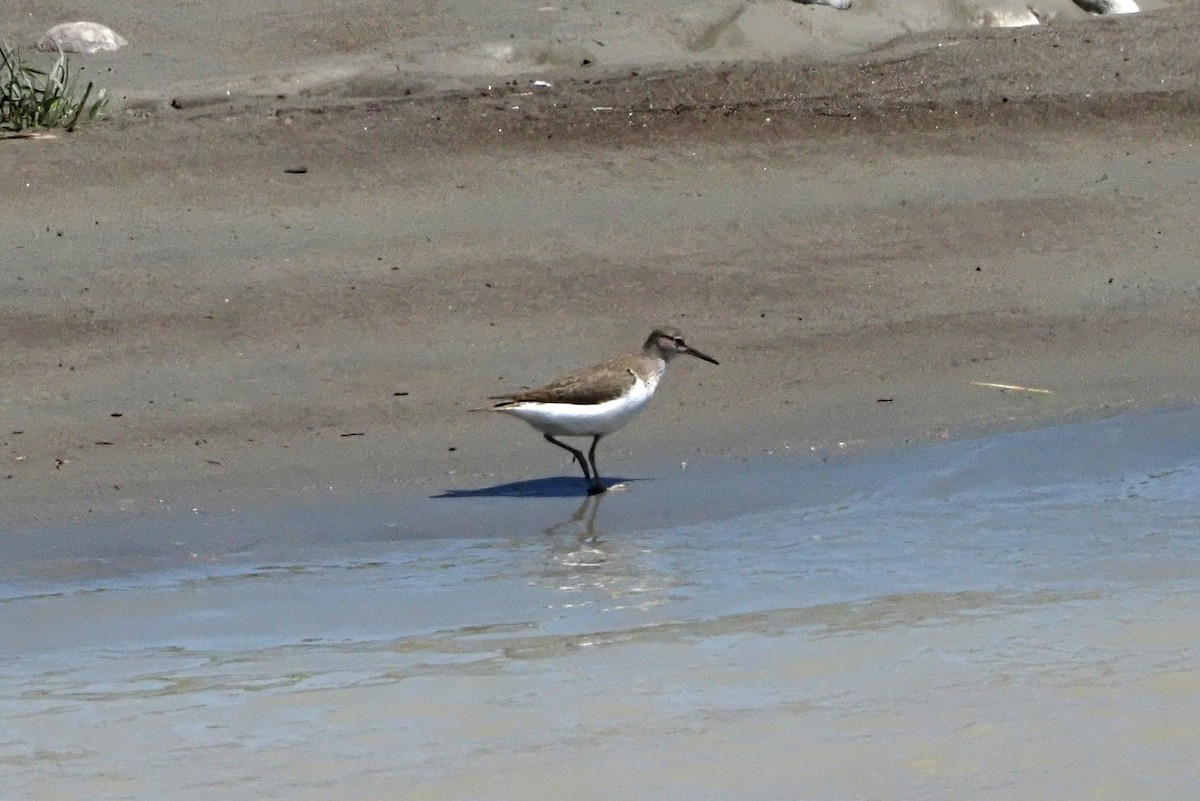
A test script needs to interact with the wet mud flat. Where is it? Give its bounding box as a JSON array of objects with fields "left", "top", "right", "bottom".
[{"left": 3, "top": 6, "right": 1200, "bottom": 528}]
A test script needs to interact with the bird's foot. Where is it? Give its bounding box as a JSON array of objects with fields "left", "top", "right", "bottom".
[{"left": 586, "top": 483, "right": 607, "bottom": 496}]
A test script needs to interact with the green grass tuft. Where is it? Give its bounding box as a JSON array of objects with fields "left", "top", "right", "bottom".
[{"left": 1, "top": 42, "right": 109, "bottom": 134}]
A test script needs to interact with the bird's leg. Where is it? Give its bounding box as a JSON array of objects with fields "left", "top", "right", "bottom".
[
  {"left": 586, "top": 435, "right": 606, "bottom": 495},
  {"left": 544, "top": 434, "right": 592, "bottom": 482}
]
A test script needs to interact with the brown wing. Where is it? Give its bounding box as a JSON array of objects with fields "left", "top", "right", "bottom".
[{"left": 490, "top": 356, "right": 637, "bottom": 406}]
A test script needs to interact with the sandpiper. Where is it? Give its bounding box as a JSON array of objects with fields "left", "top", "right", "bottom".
[{"left": 488, "top": 327, "right": 719, "bottom": 495}]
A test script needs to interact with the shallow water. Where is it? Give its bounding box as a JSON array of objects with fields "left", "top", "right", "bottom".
[{"left": 3, "top": 409, "right": 1200, "bottom": 800}]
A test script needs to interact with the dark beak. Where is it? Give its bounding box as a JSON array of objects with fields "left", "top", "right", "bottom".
[{"left": 684, "top": 345, "right": 719, "bottom": 366}]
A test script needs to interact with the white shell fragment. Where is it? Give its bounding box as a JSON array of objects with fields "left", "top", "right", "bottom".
[{"left": 36, "top": 22, "right": 128, "bottom": 54}]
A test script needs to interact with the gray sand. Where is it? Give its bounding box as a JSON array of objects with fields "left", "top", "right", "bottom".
[{"left": 2, "top": 2, "right": 1200, "bottom": 527}]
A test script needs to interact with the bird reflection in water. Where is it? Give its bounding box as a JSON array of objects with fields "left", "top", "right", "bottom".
[
  {"left": 543, "top": 494, "right": 607, "bottom": 569},
  {"left": 534, "top": 492, "right": 672, "bottom": 609}
]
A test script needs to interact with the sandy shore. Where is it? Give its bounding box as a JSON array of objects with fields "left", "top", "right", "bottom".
[{"left": 3, "top": 3, "right": 1200, "bottom": 528}]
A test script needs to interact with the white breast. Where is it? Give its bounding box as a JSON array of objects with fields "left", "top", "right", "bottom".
[{"left": 499, "top": 374, "right": 657, "bottom": 437}]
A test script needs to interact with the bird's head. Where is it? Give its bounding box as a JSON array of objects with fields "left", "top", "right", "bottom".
[{"left": 643, "top": 327, "right": 719, "bottom": 365}]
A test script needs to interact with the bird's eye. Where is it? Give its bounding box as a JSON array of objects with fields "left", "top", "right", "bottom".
[{"left": 673, "top": 337, "right": 685, "bottom": 347}]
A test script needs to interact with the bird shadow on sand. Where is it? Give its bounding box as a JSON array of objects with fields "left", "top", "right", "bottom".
[{"left": 434, "top": 476, "right": 644, "bottom": 499}]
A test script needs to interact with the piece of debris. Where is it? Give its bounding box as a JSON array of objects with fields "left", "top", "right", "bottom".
[
  {"left": 970, "top": 381, "right": 1053, "bottom": 395},
  {"left": 170, "top": 93, "right": 233, "bottom": 111},
  {"left": 2, "top": 131, "right": 59, "bottom": 141},
  {"left": 1071, "top": 0, "right": 1139, "bottom": 14}
]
